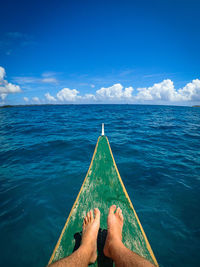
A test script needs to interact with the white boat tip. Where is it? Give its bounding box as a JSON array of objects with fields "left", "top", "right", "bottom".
[{"left": 101, "top": 123, "right": 104, "bottom": 136}]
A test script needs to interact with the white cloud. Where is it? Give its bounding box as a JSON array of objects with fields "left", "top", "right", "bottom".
[
  {"left": 42, "top": 77, "right": 57, "bottom": 84},
  {"left": 0, "top": 67, "right": 5, "bottom": 80},
  {"left": 134, "top": 79, "right": 200, "bottom": 103},
  {"left": 124, "top": 86, "right": 134, "bottom": 98},
  {"left": 1, "top": 93, "right": 7, "bottom": 100},
  {"left": 32, "top": 97, "right": 40, "bottom": 102},
  {"left": 0, "top": 66, "right": 21, "bottom": 100},
  {"left": 13, "top": 71, "right": 58, "bottom": 85},
  {"left": 45, "top": 92, "right": 56, "bottom": 102},
  {"left": 14, "top": 76, "right": 57, "bottom": 84},
  {"left": 41, "top": 72, "right": 58, "bottom": 84},
  {"left": 0, "top": 82, "right": 21, "bottom": 94},
  {"left": 54, "top": 84, "right": 133, "bottom": 103},
  {"left": 57, "top": 88, "right": 80, "bottom": 102},
  {"left": 52, "top": 80, "right": 200, "bottom": 104},
  {"left": 13, "top": 76, "right": 38, "bottom": 84},
  {"left": 96, "top": 83, "right": 133, "bottom": 100},
  {"left": 3, "top": 75, "right": 199, "bottom": 105},
  {"left": 83, "top": 94, "right": 96, "bottom": 100},
  {"left": 135, "top": 79, "right": 179, "bottom": 101},
  {"left": 177, "top": 79, "right": 200, "bottom": 101},
  {"left": 96, "top": 84, "right": 123, "bottom": 99}
]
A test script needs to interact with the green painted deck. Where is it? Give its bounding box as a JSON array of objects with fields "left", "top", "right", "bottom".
[{"left": 49, "top": 136, "right": 158, "bottom": 266}]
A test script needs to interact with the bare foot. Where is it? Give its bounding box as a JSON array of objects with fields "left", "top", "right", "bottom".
[
  {"left": 81, "top": 208, "right": 100, "bottom": 263},
  {"left": 103, "top": 205, "right": 124, "bottom": 258}
]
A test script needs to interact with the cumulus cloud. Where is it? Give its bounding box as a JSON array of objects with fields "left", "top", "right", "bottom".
[
  {"left": 83, "top": 94, "right": 96, "bottom": 100},
  {"left": 51, "top": 79, "right": 200, "bottom": 104},
  {"left": 0, "top": 82, "right": 21, "bottom": 94},
  {"left": 177, "top": 79, "right": 200, "bottom": 101},
  {"left": 124, "top": 86, "right": 134, "bottom": 98},
  {"left": 135, "top": 79, "right": 200, "bottom": 103},
  {"left": 57, "top": 88, "right": 80, "bottom": 102},
  {"left": 96, "top": 83, "right": 134, "bottom": 100},
  {"left": 45, "top": 92, "right": 56, "bottom": 102},
  {"left": 135, "top": 79, "right": 178, "bottom": 101},
  {"left": 24, "top": 97, "right": 29, "bottom": 102},
  {"left": 50, "top": 84, "right": 134, "bottom": 103},
  {"left": 18, "top": 78, "right": 200, "bottom": 105},
  {"left": 0, "top": 66, "right": 21, "bottom": 99}
]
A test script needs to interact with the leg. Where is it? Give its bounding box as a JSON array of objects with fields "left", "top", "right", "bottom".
[
  {"left": 104, "top": 205, "right": 155, "bottom": 267},
  {"left": 49, "top": 208, "right": 100, "bottom": 267}
]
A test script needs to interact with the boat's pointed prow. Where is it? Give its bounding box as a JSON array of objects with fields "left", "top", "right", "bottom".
[{"left": 48, "top": 135, "right": 158, "bottom": 266}]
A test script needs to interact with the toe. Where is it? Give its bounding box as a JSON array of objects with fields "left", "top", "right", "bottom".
[
  {"left": 90, "top": 210, "right": 93, "bottom": 221},
  {"left": 94, "top": 208, "right": 100, "bottom": 220},
  {"left": 109, "top": 205, "right": 116, "bottom": 214},
  {"left": 119, "top": 208, "right": 122, "bottom": 216},
  {"left": 87, "top": 211, "right": 91, "bottom": 222},
  {"left": 116, "top": 207, "right": 120, "bottom": 214},
  {"left": 119, "top": 210, "right": 123, "bottom": 221}
]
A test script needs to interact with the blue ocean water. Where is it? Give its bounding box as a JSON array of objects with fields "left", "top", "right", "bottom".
[{"left": 0, "top": 105, "right": 200, "bottom": 267}]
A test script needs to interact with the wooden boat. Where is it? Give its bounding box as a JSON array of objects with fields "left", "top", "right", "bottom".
[{"left": 49, "top": 124, "right": 158, "bottom": 266}]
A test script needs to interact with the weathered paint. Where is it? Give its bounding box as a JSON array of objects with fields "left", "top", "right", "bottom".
[{"left": 48, "top": 136, "right": 158, "bottom": 266}]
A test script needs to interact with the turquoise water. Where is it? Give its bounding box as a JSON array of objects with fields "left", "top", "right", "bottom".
[{"left": 0, "top": 105, "right": 200, "bottom": 267}]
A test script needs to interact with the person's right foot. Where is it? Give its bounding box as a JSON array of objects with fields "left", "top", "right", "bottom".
[{"left": 103, "top": 205, "right": 124, "bottom": 258}]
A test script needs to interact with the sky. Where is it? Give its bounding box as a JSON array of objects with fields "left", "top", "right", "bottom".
[{"left": 0, "top": 0, "right": 200, "bottom": 105}]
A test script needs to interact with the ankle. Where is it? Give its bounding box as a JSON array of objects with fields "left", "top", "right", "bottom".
[
  {"left": 78, "top": 245, "right": 94, "bottom": 264},
  {"left": 80, "top": 241, "right": 93, "bottom": 254},
  {"left": 107, "top": 231, "right": 122, "bottom": 245},
  {"left": 104, "top": 238, "right": 124, "bottom": 258}
]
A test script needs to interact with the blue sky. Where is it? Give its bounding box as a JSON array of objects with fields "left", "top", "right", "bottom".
[{"left": 0, "top": 0, "right": 200, "bottom": 105}]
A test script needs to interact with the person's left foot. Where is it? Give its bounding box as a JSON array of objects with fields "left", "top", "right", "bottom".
[{"left": 81, "top": 208, "right": 100, "bottom": 263}]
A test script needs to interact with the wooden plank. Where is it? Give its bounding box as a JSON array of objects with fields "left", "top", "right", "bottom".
[{"left": 49, "top": 136, "right": 158, "bottom": 266}]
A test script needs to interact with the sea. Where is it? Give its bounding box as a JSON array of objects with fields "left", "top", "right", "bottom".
[{"left": 0, "top": 104, "right": 200, "bottom": 267}]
